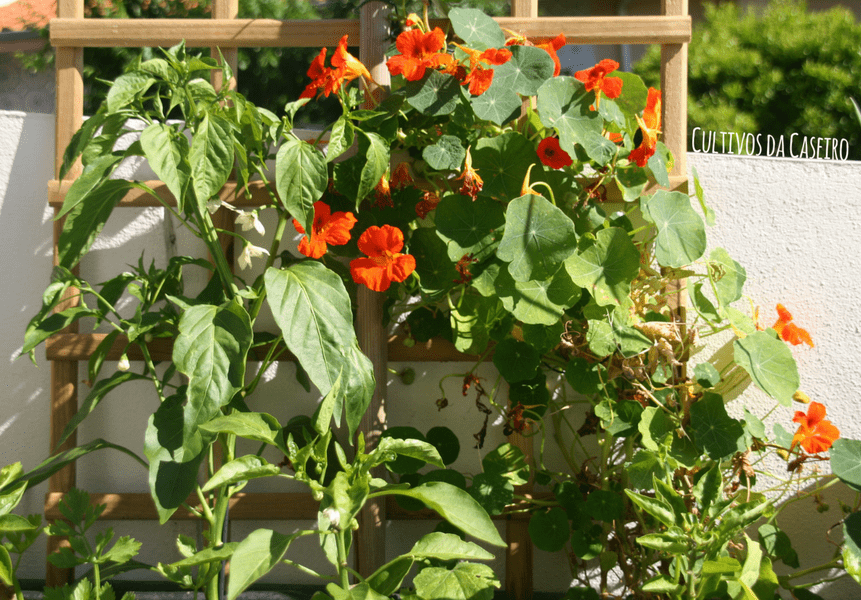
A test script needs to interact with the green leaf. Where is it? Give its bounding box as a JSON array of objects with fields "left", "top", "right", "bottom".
[
  {"left": 23, "top": 306, "right": 99, "bottom": 355},
  {"left": 626, "top": 450, "right": 665, "bottom": 489},
  {"left": 140, "top": 123, "right": 190, "bottom": 213},
  {"left": 423, "top": 135, "right": 466, "bottom": 171},
  {"left": 227, "top": 529, "right": 294, "bottom": 600},
  {"left": 638, "top": 407, "right": 674, "bottom": 452},
  {"left": 733, "top": 331, "right": 799, "bottom": 406},
  {"left": 689, "top": 393, "right": 745, "bottom": 459},
  {"left": 529, "top": 507, "right": 570, "bottom": 552},
  {"left": 410, "top": 227, "right": 458, "bottom": 293},
  {"left": 624, "top": 490, "right": 675, "bottom": 528},
  {"left": 189, "top": 113, "right": 234, "bottom": 207},
  {"left": 0, "top": 546, "right": 12, "bottom": 586},
  {"left": 692, "top": 464, "right": 721, "bottom": 517},
  {"left": 585, "top": 490, "right": 624, "bottom": 522},
  {"left": 275, "top": 138, "right": 328, "bottom": 236},
  {"left": 758, "top": 523, "right": 799, "bottom": 569},
  {"left": 710, "top": 247, "right": 746, "bottom": 306},
  {"left": 641, "top": 190, "right": 706, "bottom": 268},
  {"left": 170, "top": 542, "right": 238, "bottom": 567},
  {"left": 376, "top": 435, "right": 444, "bottom": 472},
  {"left": 200, "top": 412, "right": 285, "bottom": 452},
  {"left": 173, "top": 300, "right": 252, "bottom": 422},
  {"left": 564, "top": 227, "right": 639, "bottom": 306},
  {"left": 691, "top": 166, "right": 716, "bottom": 226},
  {"left": 404, "top": 70, "right": 461, "bottom": 116},
  {"left": 106, "top": 71, "right": 156, "bottom": 113},
  {"left": 58, "top": 179, "right": 131, "bottom": 269},
  {"left": 844, "top": 512, "right": 861, "bottom": 585},
  {"left": 694, "top": 362, "right": 721, "bottom": 388},
  {"left": 450, "top": 293, "right": 494, "bottom": 354},
  {"left": 426, "top": 427, "right": 460, "bottom": 466},
  {"left": 327, "top": 582, "right": 389, "bottom": 600},
  {"left": 367, "top": 557, "right": 414, "bottom": 597},
  {"left": 413, "top": 561, "right": 499, "bottom": 600},
  {"left": 449, "top": 8, "right": 505, "bottom": 49},
  {"left": 202, "top": 456, "right": 280, "bottom": 492},
  {"left": 468, "top": 472, "right": 513, "bottom": 516},
  {"left": 492, "top": 338, "right": 539, "bottom": 383},
  {"left": 492, "top": 45, "right": 555, "bottom": 96},
  {"left": 101, "top": 536, "right": 142, "bottom": 565},
  {"left": 613, "top": 71, "right": 648, "bottom": 117},
  {"left": 647, "top": 141, "right": 672, "bottom": 189},
  {"left": 470, "top": 84, "right": 521, "bottom": 125},
  {"left": 471, "top": 131, "right": 537, "bottom": 202},
  {"left": 641, "top": 575, "right": 682, "bottom": 595},
  {"left": 0, "top": 514, "right": 40, "bottom": 532},
  {"left": 435, "top": 195, "right": 505, "bottom": 262},
  {"left": 383, "top": 482, "right": 505, "bottom": 547},
  {"left": 831, "top": 439, "right": 861, "bottom": 491},
  {"left": 265, "top": 263, "right": 374, "bottom": 438},
  {"left": 55, "top": 153, "right": 122, "bottom": 220},
  {"left": 355, "top": 131, "right": 389, "bottom": 208},
  {"left": 497, "top": 193, "right": 578, "bottom": 282},
  {"left": 636, "top": 529, "right": 689, "bottom": 554},
  {"left": 614, "top": 164, "right": 649, "bottom": 202},
  {"left": 537, "top": 77, "right": 614, "bottom": 165},
  {"left": 495, "top": 265, "right": 580, "bottom": 326},
  {"left": 409, "top": 532, "right": 494, "bottom": 560},
  {"left": 326, "top": 116, "right": 355, "bottom": 163}
]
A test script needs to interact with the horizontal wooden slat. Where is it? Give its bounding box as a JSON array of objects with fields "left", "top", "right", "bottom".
[
  {"left": 50, "top": 18, "right": 362, "bottom": 48},
  {"left": 49, "top": 175, "right": 688, "bottom": 209},
  {"left": 45, "top": 333, "right": 484, "bottom": 362},
  {"left": 49, "top": 16, "right": 690, "bottom": 49},
  {"left": 45, "top": 491, "right": 543, "bottom": 521}
]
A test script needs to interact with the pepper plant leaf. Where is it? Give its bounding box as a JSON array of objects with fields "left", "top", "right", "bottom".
[
  {"left": 57, "top": 179, "right": 132, "bottom": 269},
  {"left": 140, "top": 122, "right": 191, "bottom": 213},
  {"left": 189, "top": 112, "right": 234, "bottom": 210},
  {"left": 276, "top": 136, "right": 328, "bottom": 236},
  {"left": 227, "top": 529, "right": 295, "bottom": 600},
  {"left": 414, "top": 562, "right": 500, "bottom": 600},
  {"left": 497, "top": 193, "right": 578, "bottom": 282}
]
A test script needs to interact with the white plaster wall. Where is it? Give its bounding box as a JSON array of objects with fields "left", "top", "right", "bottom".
[{"left": 3, "top": 109, "right": 861, "bottom": 595}]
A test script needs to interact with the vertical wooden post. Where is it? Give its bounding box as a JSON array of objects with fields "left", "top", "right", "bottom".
[
  {"left": 355, "top": 1, "right": 391, "bottom": 581},
  {"left": 661, "top": 0, "right": 688, "bottom": 179},
  {"left": 47, "top": 0, "right": 84, "bottom": 587}
]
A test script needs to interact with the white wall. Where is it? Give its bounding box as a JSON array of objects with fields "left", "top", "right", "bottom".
[{"left": 2, "top": 109, "right": 861, "bottom": 595}]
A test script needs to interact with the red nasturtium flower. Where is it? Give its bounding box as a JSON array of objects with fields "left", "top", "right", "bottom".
[
  {"left": 390, "top": 162, "right": 414, "bottom": 189},
  {"left": 293, "top": 201, "right": 357, "bottom": 259},
  {"left": 772, "top": 303, "right": 814, "bottom": 347},
  {"left": 300, "top": 36, "right": 371, "bottom": 100},
  {"left": 456, "top": 147, "right": 483, "bottom": 200},
  {"left": 386, "top": 27, "right": 455, "bottom": 81},
  {"left": 791, "top": 401, "right": 840, "bottom": 454},
  {"left": 574, "top": 59, "right": 623, "bottom": 110},
  {"left": 415, "top": 191, "right": 440, "bottom": 219},
  {"left": 350, "top": 225, "right": 417, "bottom": 292},
  {"left": 628, "top": 87, "right": 662, "bottom": 167},
  {"left": 537, "top": 137, "right": 573, "bottom": 169}
]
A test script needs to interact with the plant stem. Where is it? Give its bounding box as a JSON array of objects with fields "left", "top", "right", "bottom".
[{"left": 336, "top": 529, "right": 350, "bottom": 589}]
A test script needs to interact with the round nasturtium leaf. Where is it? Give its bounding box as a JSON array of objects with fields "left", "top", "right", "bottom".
[
  {"left": 564, "top": 227, "right": 640, "bottom": 307},
  {"left": 509, "top": 371, "right": 550, "bottom": 419},
  {"left": 493, "top": 338, "right": 540, "bottom": 383},
  {"left": 435, "top": 194, "right": 505, "bottom": 262},
  {"left": 471, "top": 131, "right": 537, "bottom": 202},
  {"left": 471, "top": 84, "right": 522, "bottom": 126},
  {"left": 449, "top": 7, "right": 505, "bottom": 49},
  {"left": 495, "top": 265, "right": 581, "bottom": 326},
  {"left": 426, "top": 426, "right": 460, "bottom": 466},
  {"left": 641, "top": 190, "right": 706, "bottom": 268},
  {"left": 689, "top": 392, "right": 745, "bottom": 460},
  {"left": 522, "top": 321, "right": 565, "bottom": 354},
  {"left": 381, "top": 427, "right": 427, "bottom": 475},
  {"left": 497, "top": 193, "right": 578, "bottom": 282},
  {"left": 733, "top": 331, "right": 799, "bottom": 406},
  {"left": 585, "top": 489, "right": 624, "bottom": 523},
  {"left": 565, "top": 357, "right": 606, "bottom": 396},
  {"left": 423, "top": 135, "right": 466, "bottom": 171},
  {"left": 468, "top": 472, "right": 514, "bottom": 516},
  {"left": 410, "top": 227, "right": 458, "bottom": 294},
  {"left": 709, "top": 247, "right": 747, "bottom": 306},
  {"left": 404, "top": 70, "right": 461, "bottom": 116},
  {"left": 528, "top": 507, "right": 570, "bottom": 552},
  {"left": 492, "top": 45, "right": 555, "bottom": 96}
]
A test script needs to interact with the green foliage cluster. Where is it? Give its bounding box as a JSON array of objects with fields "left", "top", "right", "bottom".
[{"left": 635, "top": 0, "right": 861, "bottom": 160}]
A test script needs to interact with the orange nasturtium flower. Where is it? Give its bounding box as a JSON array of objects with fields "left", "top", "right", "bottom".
[
  {"left": 574, "top": 59, "right": 623, "bottom": 110},
  {"left": 791, "top": 401, "right": 840, "bottom": 454},
  {"left": 293, "top": 201, "right": 357, "bottom": 259},
  {"left": 350, "top": 225, "right": 417, "bottom": 292},
  {"left": 455, "top": 147, "right": 483, "bottom": 200},
  {"left": 386, "top": 27, "right": 455, "bottom": 81},
  {"left": 772, "top": 303, "right": 814, "bottom": 347},
  {"left": 628, "top": 87, "right": 662, "bottom": 167},
  {"left": 537, "top": 137, "right": 573, "bottom": 169},
  {"left": 454, "top": 44, "right": 512, "bottom": 96},
  {"left": 300, "top": 35, "right": 371, "bottom": 100},
  {"left": 415, "top": 191, "right": 441, "bottom": 219}
]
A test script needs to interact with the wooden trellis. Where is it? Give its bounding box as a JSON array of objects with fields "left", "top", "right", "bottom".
[{"left": 44, "top": 0, "right": 690, "bottom": 596}]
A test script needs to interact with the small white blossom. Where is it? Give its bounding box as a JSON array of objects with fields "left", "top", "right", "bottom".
[
  {"left": 206, "top": 198, "right": 224, "bottom": 214},
  {"left": 117, "top": 354, "right": 130, "bottom": 372},
  {"left": 236, "top": 211, "right": 265, "bottom": 236},
  {"left": 322, "top": 507, "right": 340, "bottom": 529},
  {"left": 238, "top": 243, "right": 269, "bottom": 270}
]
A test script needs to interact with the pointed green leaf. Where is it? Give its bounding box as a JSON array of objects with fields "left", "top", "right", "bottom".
[
  {"left": 106, "top": 71, "right": 156, "bottom": 113},
  {"left": 200, "top": 412, "right": 285, "bottom": 451},
  {"left": 410, "top": 532, "right": 494, "bottom": 560},
  {"left": 276, "top": 137, "right": 328, "bottom": 235},
  {"left": 0, "top": 546, "right": 12, "bottom": 586},
  {"left": 55, "top": 153, "right": 123, "bottom": 220},
  {"left": 497, "top": 193, "right": 578, "bottom": 282},
  {"left": 227, "top": 529, "right": 294, "bottom": 600},
  {"left": 355, "top": 131, "right": 389, "bottom": 207},
  {"left": 190, "top": 113, "right": 234, "bottom": 207},
  {"left": 14, "top": 439, "right": 145, "bottom": 491},
  {"left": 173, "top": 300, "right": 253, "bottom": 422},
  {"left": 641, "top": 190, "right": 706, "bottom": 268},
  {"left": 383, "top": 482, "right": 505, "bottom": 547},
  {"left": 140, "top": 123, "right": 190, "bottom": 213},
  {"left": 202, "top": 456, "right": 280, "bottom": 492},
  {"left": 565, "top": 227, "right": 639, "bottom": 306},
  {"left": 171, "top": 542, "right": 238, "bottom": 567},
  {"left": 58, "top": 179, "right": 131, "bottom": 269},
  {"left": 733, "top": 332, "right": 799, "bottom": 406}
]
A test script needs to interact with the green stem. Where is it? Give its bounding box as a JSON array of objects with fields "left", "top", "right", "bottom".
[
  {"left": 94, "top": 562, "right": 101, "bottom": 600},
  {"left": 336, "top": 530, "right": 351, "bottom": 589}
]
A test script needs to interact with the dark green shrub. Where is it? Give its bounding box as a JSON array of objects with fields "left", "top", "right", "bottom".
[{"left": 635, "top": 0, "right": 861, "bottom": 160}]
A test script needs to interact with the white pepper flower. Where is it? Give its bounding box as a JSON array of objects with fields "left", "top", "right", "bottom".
[
  {"left": 236, "top": 211, "right": 265, "bottom": 236},
  {"left": 238, "top": 243, "right": 269, "bottom": 270}
]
